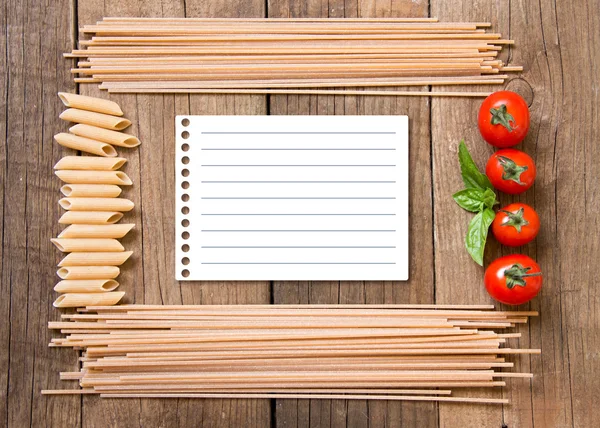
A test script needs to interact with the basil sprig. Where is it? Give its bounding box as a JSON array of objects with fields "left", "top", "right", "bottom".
[{"left": 452, "top": 141, "right": 498, "bottom": 266}]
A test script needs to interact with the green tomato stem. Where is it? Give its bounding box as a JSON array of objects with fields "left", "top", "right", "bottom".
[{"left": 490, "top": 104, "right": 515, "bottom": 132}]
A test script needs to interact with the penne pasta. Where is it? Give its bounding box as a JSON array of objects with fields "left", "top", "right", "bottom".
[
  {"left": 58, "top": 251, "right": 133, "bottom": 267},
  {"left": 57, "top": 266, "right": 120, "bottom": 280},
  {"left": 59, "top": 197, "right": 134, "bottom": 212},
  {"left": 58, "top": 224, "right": 134, "bottom": 239},
  {"left": 51, "top": 238, "right": 125, "bottom": 252},
  {"left": 54, "top": 133, "right": 117, "bottom": 157},
  {"left": 55, "top": 170, "right": 133, "bottom": 185},
  {"left": 53, "top": 291, "right": 125, "bottom": 308},
  {"left": 58, "top": 92, "right": 124, "bottom": 116},
  {"left": 61, "top": 184, "right": 122, "bottom": 198},
  {"left": 69, "top": 124, "right": 141, "bottom": 148},
  {"left": 60, "top": 108, "right": 131, "bottom": 131},
  {"left": 54, "top": 279, "right": 120, "bottom": 293},
  {"left": 59, "top": 211, "right": 123, "bottom": 225},
  {"left": 54, "top": 156, "right": 127, "bottom": 171}
]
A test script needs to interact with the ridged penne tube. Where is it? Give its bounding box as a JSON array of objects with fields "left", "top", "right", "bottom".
[
  {"left": 58, "top": 92, "right": 124, "bottom": 116},
  {"left": 54, "top": 156, "right": 127, "bottom": 171},
  {"left": 61, "top": 184, "right": 122, "bottom": 198},
  {"left": 55, "top": 170, "right": 133, "bottom": 185},
  {"left": 54, "top": 279, "right": 120, "bottom": 293},
  {"left": 58, "top": 251, "right": 133, "bottom": 267},
  {"left": 58, "top": 224, "right": 134, "bottom": 239},
  {"left": 53, "top": 291, "right": 125, "bottom": 308},
  {"left": 60, "top": 108, "right": 131, "bottom": 131},
  {"left": 54, "top": 133, "right": 117, "bottom": 157},
  {"left": 59, "top": 211, "right": 123, "bottom": 225},
  {"left": 51, "top": 238, "right": 125, "bottom": 252},
  {"left": 69, "top": 124, "right": 141, "bottom": 148},
  {"left": 57, "top": 266, "right": 120, "bottom": 280},
  {"left": 59, "top": 197, "right": 134, "bottom": 212}
]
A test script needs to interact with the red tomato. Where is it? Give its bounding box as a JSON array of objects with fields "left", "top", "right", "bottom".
[
  {"left": 478, "top": 91, "right": 530, "bottom": 148},
  {"left": 484, "top": 255, "right": 542, "bottom": 305},
  {"left": 486, "top": 149, "right": 536, "bottom": 194},
  {"left": 492, "top": 203, "right": 540, "bottom": 247}
]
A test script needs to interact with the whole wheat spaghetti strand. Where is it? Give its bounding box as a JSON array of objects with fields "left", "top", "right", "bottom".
[
  {"left": 49, "top": 304, "right": 537, "bottom": 405},
  {"left": 68, "top": 17, "right": 520, "bottom": 95},
  {"left": 106, "top": 88, "right": 492, "bottom": 97},
  {"left": 93, "top": 77, "right": 504, "bottom": 87},
  {"left": 83, "top": 303, "right": 497, "bottom": 310}
]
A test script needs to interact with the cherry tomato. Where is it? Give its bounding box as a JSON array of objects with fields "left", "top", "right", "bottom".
[
  {"left": 484, "top": 255, "right": 542, "bottom": 305},
  {"left": 478, "top": 91, "right": 530, "bottom": 148},
  {"left": 492, "top": 203, "right": 540, "bottom": 247},
  {"left": 486, "top": 149, "right": 536, "bottom": 194}
]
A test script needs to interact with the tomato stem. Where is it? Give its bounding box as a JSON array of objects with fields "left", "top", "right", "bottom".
[
  {"left": 498, "top": 156, "right": 528, "bottom": 184},
  {"left": 490, "top": 104, "right": 515, "bottom": 132},
  {"left": 504, "top": 263, "right": 540, "bottom": 289},
  {"left": 500, "top": 207, "right": 529, "bottom": 233}
]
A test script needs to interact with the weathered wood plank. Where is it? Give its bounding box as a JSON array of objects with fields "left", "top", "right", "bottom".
[
  {"left": 270, "top": 0, "right": 435, "bottom": 426},
  {"left": 551, "top": 1, "right": 600, "bottom": 426},
  {"left": 0, "top": 0, "right": 9, "bottom": 422},
  {"left": 1, "top": 0, "right": 81, "bottom": 427},
  {"left": 75, "top": 0, "right": 271, "bottom": 426},
  {"left": 495, "top": 2, "right": 563, "bottom": 427},
  {"left": 429, "top": 1, "right": 510, "bottom": 427},
  {"left": 177, "top": 1, "right": 271, "bottom": 427},
  {"left": 76, "top": 2, "right": 182, "bottom": 426}
]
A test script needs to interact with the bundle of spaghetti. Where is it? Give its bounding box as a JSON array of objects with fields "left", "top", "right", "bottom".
[
  {"left": 68, "top": 17, "right": 523, "bottom": 97},
  {"left": 51, "top": 93, "right": 142, "bottom": 308},
  {"left": 44, "top": 304, "right": 539, "bottom": 404}
]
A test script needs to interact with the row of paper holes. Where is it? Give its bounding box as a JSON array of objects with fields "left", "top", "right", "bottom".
[{"left": 180, "top": 118, "right": 191, "bottom": 278}]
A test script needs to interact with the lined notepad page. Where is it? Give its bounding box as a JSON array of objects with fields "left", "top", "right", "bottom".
[{"left": 175, "top": 116, "right": 408, "bottom": 281}]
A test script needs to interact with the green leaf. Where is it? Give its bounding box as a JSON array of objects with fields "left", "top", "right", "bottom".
[
  {"left": 453, "top": 188, "right": 485, "bottom": 212},
  {"left": 465, "top": 208, "right": 495, "bottom": 266},
  {"left": 482, "top": 188, "right": 498, "bottom": 210},
  {"left": 458, "top": 140, "right": 493, "bottom": 191}
]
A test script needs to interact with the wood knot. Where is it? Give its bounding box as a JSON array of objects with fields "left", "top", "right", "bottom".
[{"left": 505, "top": 78, "right": 534, "bottom": 106}]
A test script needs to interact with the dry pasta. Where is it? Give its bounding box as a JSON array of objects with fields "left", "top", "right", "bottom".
[
  {"left": 58, "top": 92, "right": 124, "bottom": 116},
  {"left": 53, "top": 292, "right": 125, "bottom": 308},
  {"left": 69, "top": 124, "right": 141, "bottom": 148},
  {"left": 54, "top": 133, "right": 117, "bottom": 157},
  {"left": 55, "top": 170, "right": 133, "bottom": 185},
  {"left": 54, "top": 279, "right": 120, "bottom": 293},
  {"left": 59, "top": 211, "right": 123, "bottom": 225},
  {"left": 61, "top": 184, "right": 122, "bottom": 198},
  {"left": 60, "top": 108, "right": 131, "bottom": 131},
  {"left": 57, "top": 266, "right": 120, "bottom": 280},
  {"left": 59, "top": 197, "right": 134, "bottom": 212},
  {"left": 58, "top": 251, "right": 133, "bottom": 267},
  {"left": 58, "top": 224, "right": 134, "bottom": 239},
  {"left": 54, "top": 156, "right": 127, "bottom": 171},
  {"left": 51, "top": 238, "right": 125, "bottom": 252}
]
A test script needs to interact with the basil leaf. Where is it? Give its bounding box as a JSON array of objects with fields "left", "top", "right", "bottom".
[
  {"left": 453, "top": 188, "right": 485, "bottom": 212},
  {"left": 465, "top": 207, "right": 495, "bottom": 266},
  {"left": 458, "top": 140, "right": 493, "bottom": 191},
  {"left": 482, "top": 188, "right": 498, "bottom": 210}
]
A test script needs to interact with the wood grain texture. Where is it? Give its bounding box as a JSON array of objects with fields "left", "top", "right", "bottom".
[
  {"left": 1, "top": 0, "right": 81, "bottom": 427},
  {"left": 178, "top": 1, "right": 271, "bottom": 426},
  {"left": 75, "top": 0, "right": 270, "bottom": 426},
  {"left": 268, "top": 0, "right": 435, "bottom": 427},
  {"left": 430, "top": 2, "right": 507, "bottom": 427},
  {"left": 1, "top": 0, "right": 599, "bottom": 426},
  {"left": 76, "top": 1, "right": 176, "bottom": 426}
]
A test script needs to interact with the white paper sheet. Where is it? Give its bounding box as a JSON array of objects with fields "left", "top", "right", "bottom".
[{"left": 175, "top": 115, "right": 408, "bottom": 281}]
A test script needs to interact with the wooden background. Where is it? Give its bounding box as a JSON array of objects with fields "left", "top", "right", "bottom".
[{"left": 2, "top": 0, "right": 599, "bottom": 426}]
